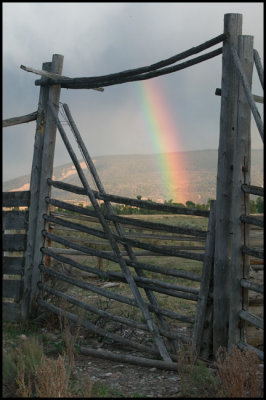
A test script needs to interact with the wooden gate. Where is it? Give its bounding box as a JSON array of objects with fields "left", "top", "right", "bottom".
[{"left": 2, "top": 13, "right": 263, "bottom": 365}]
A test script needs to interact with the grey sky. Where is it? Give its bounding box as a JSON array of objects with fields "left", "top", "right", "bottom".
[{"left": 3, "top": 2, "right": 264, "bottom": 182}]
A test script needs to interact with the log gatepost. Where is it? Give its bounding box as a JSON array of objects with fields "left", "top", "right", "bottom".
[
  {"left": 228, "top": 35, "right": 253, "bottom": 348},
  {"left": 21, "top": 54, "right": 64, "bottom": 319},
  {"left": 213, "top": 14, "right": 242, "bottom": 356}
]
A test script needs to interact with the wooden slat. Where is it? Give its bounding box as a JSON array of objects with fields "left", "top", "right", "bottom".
[
  {"left": 241, "top": 184, "right": 264, "bottom": 196},
  {"left": 240, "top": 278, "right": 264, "bottom": 294},
  {"left": 2, "top": 191, "right": 30, "bottom": 207},
  {"left": 2, "top": 210, "right": 29, "bottom": 230},
  {"left": 47, "top": 198, "right": 207, "bottom": 237},
  {"left": 230, "top": 43, "right": 264, "bottom": 142},
  {"left": 20, "top": 65, "right": 104, "bottom": 92},
  {"left": 3, "top": 234, "right": 27, "bottom": 252},
  {"left": 238, "top": 340, "right": 264, "bottom": 361},
  {"left": 48, "top": 179, "right": 210, "bottom": 217},
  {"left": 242, "top": 245, "right": 264, "bottom": 259},
  {"left": 253, "top": 49, "right": 264, "bottom": 89},
  {"left": 3, "top": 257, "right": 24, "bottom": 275},
  {"left": 240, "top": 215, "right": 264, "bottom": 228},
  {"left": 79, "top": 346, "right": 178, "bottom": 371},
  {"left": 39, "top": 264, "right": 194, "bottom": 324},
  {"left": 239, "top": 310, "right": 264, "bottom": 330},
  {"left": 3, "top": 280, "right": 22, "bottom": 300},
  {"left": 2, "top": 303, "right": 22, "bottom": 322},
  {"left": 215, "top": 88, "right": 263, "bottom": 103},
  {"left": 2, "top": 111, "right": 37, "bottom": 128}
]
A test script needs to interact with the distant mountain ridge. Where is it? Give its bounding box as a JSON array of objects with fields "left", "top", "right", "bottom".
[{"left": 3, "top": 149, "right": 263, "bottom": 204}]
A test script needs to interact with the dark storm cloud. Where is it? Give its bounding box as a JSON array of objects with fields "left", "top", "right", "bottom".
[{"left": 3, "top": 2, "right": 263, "bottom": 182}]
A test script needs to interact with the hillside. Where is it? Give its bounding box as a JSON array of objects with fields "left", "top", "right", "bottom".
[{"left": 3, "top": 149, "right": 263, "bottom": 205}]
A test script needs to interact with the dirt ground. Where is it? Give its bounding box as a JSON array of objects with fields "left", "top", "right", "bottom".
[{"left": 73, "top": 353, "right": 182, "bottom": 398}]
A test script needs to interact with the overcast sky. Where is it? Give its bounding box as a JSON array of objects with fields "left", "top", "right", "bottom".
[{"left": 3, "top": 2, "right": 264, "bottom": 182}]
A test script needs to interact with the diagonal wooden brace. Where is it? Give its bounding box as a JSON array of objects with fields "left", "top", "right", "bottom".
[{"left": 48, "top": 101, "right": 172, "bottom": 362}]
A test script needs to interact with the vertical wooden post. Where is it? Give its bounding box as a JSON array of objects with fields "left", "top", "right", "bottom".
[
  {"left": 21, "top": 61, "right": 52, "bottom": 320},
  {"left": 192, "top": 200, "right": 216, "bottom": 357},
  {"left": 22, "top": 54, "right": 64, "bottom": 318},
  {"left": 228, "top": 35, "right": 253, "bottom": 348},
  {"left": 213, "top": 14, "right": 242, "bottom": 356}
]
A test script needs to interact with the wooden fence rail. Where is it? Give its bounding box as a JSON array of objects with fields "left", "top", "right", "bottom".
[{"left": 2, "top": 191, "right": 30, "bottom": 322}]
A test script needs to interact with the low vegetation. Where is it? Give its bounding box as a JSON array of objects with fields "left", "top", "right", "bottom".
[{"left": 3, "top": 320, "right": 263, "bottom": 398}]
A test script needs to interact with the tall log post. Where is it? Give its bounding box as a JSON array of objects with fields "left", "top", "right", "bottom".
[
  {"left": 21, "top": 61, "right": 52, "bottom": 320},
  {"left": 228, "top": 35, "right": 253, "bottom": 348},
  {"left": 213, "top": 14, "right": 242, "bottom": 355},
  {"left": 22, "top": 54, "right": 64, "bottom": 319}
]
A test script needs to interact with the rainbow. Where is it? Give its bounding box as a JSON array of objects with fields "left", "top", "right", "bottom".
[{"left": 138, "top": 79, "right": 188, "bottom": 205}]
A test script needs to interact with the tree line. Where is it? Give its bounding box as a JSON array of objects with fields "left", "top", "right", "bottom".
[{"left": 53, "top": 195, "right": 263, "bottom": 215}]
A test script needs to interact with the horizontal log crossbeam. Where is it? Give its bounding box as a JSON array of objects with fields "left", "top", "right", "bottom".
[
  {"left": 240, "top": 279, "right": 264, "bottom": 294},
  {"left": 48, "top": 178, "right": 210, "bottom": 217},
  {"left": 2, "top": 111, "right": 37, "bottom": 127},
  {"left": 238, "top": 310, "right": 264, "bottom": 330},
  {"left": 39, "top": 264, "right": 195, "bottom": 324}
]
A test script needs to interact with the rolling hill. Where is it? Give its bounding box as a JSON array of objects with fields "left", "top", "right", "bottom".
[{"left": 3, "top": 149, "right": 263, "bottom": 205}]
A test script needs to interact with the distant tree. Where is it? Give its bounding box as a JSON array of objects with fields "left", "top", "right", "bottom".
[
  {"left": 186, "top": 200, "right": 195, "bottom": 208},
  {"left": 256, "top": 197, "right": 264, "bottom": 213},
  {"left": 249, "top": 200, "right": 257, "bottom": 214},
  {"left": 136, "top": 195, "right": 142, "bottom": 201}
]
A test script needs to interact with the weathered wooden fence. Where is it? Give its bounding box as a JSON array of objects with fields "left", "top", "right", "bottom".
[
  {"left": 2, "top": 13, "right": 263, "bottom": 365},
  {"left": 2, "top": 191, "right": 30, "bottom": 321}
]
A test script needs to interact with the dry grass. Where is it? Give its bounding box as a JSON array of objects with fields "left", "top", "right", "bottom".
[{"left": 216, "top": 346, "right": 264, "bottom": 398}]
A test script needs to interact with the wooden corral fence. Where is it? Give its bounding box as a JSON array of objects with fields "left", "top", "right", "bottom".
[
  {"left": 3, "top": 191, "right": 30, "bottom": 320},
  {"left": 2, "top": 13, "right": 263, "bottom": 366}
]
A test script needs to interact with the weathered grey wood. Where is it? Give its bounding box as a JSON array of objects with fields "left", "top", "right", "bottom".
[
  {"left": 47, "top": 197, "right": 207, "bottom": 237},
  {"left": 192, "top": 201, "right": 216, "bottom": 356},
  {"left": 41, "top": 240, "right": 198, "bottom": 298},
  {"left": 2, "top": 191, "right": 30, "bottom": 207},
  {"left": 21, "top": 60, "right": 53, "bottom": 320},
  {"left": 253, "top": 49, "right": 264, "bottom": 89},
  {"left": 39, "top": 263, "right": 194, "bottom": 324},
  {"left": 37, "top": 298, "right": 161, "bottom": 357},
  {"left": 253, "top": 94, "right": 264, "bottom": 104},
  {"left": 44, "top": 228, "right": 205, "bottom": 263},
  {"left": 3, "top": 280, "right": 22, "bottom": 300},
  {"left": 20, "top": 64, "right": 104, "bottom": 92},
  {"left": 27, "top": 54, "right": 64, "bottom": 318},
  {"left": 48, "top": 178, "right": 210, "bottom": 217},
  {"left": 238, "top": 310, "right": 263, "bottom": 330},
  {"left": 36, "top": 34, "right": 226, "bottom": 87},
  {"left": 241, "top": 184, "right": 264, "bottom": 196},
  {"left": 229, "top": 35, "right": 253, "bottom": 350},
  {"left": 240, "top": 279, "right": 264, "bottom": 294},
  {"left": 2, "top": 210, "right": 29, "bottom": 230},
  {"left": 240, "top": 215, "right": 264, "bottom": 228},
  {"left": 242, "top": 246, "right": 264, "bottom": 259},
  {"left": 79, "top": 346, "right": 178, "bottom": 371},
  {"left": 238, "top": 340, "right": 264, "bottom": 361},
  {"left": 43, "top": 213, "right": 106, "bottom": 239},
  {"left": 3, "top": 234, "right": 27, "bottom": 252},
  {"left": 2, "top": 111, "right": 37, "bottom": 127},
  {"left": 116, "top": 236, "right": 205, "bottom": 261},
  {"left": 3, "top": 257, "right": 24, "bottom": 275},
  {"left": 213, "top": 13, "right": 243, "bottom": 355},
  {"left": 215, "top": 88, "right": 263, "bottom": 103},
  {"left": 49, "top": 101, "right": 192, "bottom": 362},
  {"left": 42, "top": 246, "right": 202, "bottom": 283},
  {"left": 230, "top": 43, "right": 264, "bottom": 142},
  {"left": 35, "top": 47, "right": 223, "bottom": 89},
  {"left": 38, "top": 282, "right": 188, "bottom": 342},
  {"left": 2, "top": 303, "right": 22, "bottom": 322}
]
